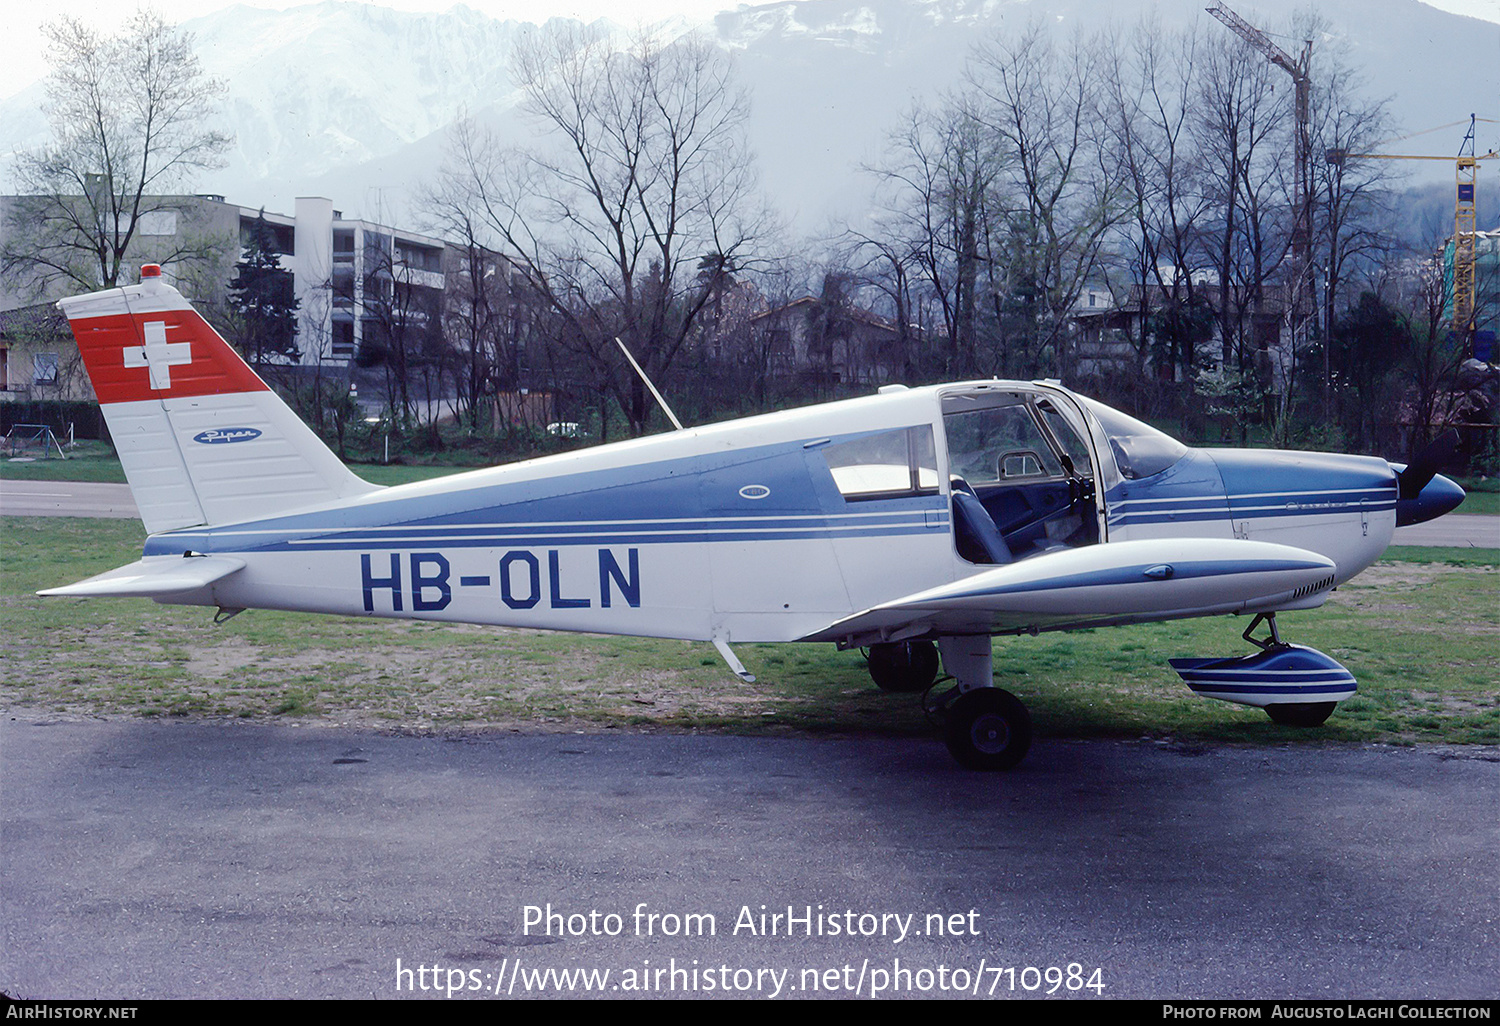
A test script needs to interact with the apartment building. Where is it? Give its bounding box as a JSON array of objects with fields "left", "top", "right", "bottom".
[
  {"left": 289, "top": 197, "right": 446, "bottom": 367},
  {"left": 0, "top": 193, "right": 446, "bottom": 381}
]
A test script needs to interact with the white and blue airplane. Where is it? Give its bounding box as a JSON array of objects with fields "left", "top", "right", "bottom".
[{"left": 43, "top": 266, "right": 1466, "bottom": 769}]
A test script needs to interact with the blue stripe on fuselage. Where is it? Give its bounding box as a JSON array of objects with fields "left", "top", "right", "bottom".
[
  {"left": 141, "top": 431, "right": 947, "bottom": 556},
  {"left": 1210, "top": 449, "right": 1396, "bottom": 522},
  {"left": 180, "top": 515, "right": 943, "bottom": 553},
  {"left": 1104, "top": 448, "right": 1397, "bottom": 530}
]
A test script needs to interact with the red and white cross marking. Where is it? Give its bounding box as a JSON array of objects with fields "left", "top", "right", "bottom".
[{"left": 123, "top": 320, "right": 192, "bottom": 390}]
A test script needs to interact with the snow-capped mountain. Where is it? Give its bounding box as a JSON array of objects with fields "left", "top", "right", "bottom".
[
  {"left": 0, "top": 0, "right": 1493, "bottom": 232},
  {"left": 195, "top": 4, "right": 524, "bottom": 180}
]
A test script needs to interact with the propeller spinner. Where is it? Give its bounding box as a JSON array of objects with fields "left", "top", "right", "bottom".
[{"left": 1395, "top": 429, "right": 1466, "bottom": 526}]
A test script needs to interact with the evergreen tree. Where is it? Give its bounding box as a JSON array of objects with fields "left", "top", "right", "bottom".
[{"left": 229, "top": 212, "right": 299, "bottom": 364}]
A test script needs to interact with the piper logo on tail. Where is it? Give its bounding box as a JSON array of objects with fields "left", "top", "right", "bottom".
[{"left": 192, "top": 428, "right": 262, "bottom": 445}]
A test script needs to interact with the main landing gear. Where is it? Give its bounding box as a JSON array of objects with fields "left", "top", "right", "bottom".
[
  {"left": 866, "top": 640, "right": 940, "bottom": 693},
  {"left": 934, "top": 636, "right": 1032, "bottom": 770},
  {"left": 865, "top": 635, "right": 1032, "bottom": 771},
  {"left": 942, "top": 687, "right": 1032, "bottom": 771}
]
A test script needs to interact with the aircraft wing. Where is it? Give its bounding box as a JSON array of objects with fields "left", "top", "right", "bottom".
[
  {"left": 39, "top": 555, "right": 246, "bottom": 599},
  {"left": 800, "top": 538, "right": 1337, "bottom": 647}
]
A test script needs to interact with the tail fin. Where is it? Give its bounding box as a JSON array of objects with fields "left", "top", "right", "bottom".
[{"left": 58, "top": 265, "right": 378, "bottom": 534}]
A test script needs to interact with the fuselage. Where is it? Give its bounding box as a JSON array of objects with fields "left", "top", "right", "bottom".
[{"left": 139, "top": 380, "right": 1440, "bottom": 644}]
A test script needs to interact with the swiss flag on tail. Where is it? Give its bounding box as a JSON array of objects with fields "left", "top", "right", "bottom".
[{"left": 62, "top": 264, "right": 269, "bottom": 405}]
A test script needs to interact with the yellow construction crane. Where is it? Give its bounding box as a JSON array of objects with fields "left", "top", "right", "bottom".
[{"left": 1327, "top": 115, "right": 1499, "bottom": 340}]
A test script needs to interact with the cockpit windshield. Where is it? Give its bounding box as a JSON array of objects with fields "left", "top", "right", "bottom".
[{"left": 1080, "top": 398, "right": 1188, "bottom": 480}]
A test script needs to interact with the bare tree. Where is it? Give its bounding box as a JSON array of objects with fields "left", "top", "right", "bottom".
[
  {"left": 1366, "top": 234, "right": 1474, "bottom": 456},
  {"left": 968, "top": 23, "right": 1120, "bottom": 379},
  {"left": 730, "top": 257, "right": 814, "bottom": 409},
  {"left": 424, "top": 155, "right": 508, "bottom": 433},
  {"left": 861, "top": 98, "right": 1006, "bottom": 377},
  {"left": 1098, "top": 20, "right": 1215, "bottom": 397},
  {"left": 1192, "top": 26, "right": 1295, "bottom": 385},
  {"left": 2, "top": 9, "right": 230, "bottom": 295},
  {"left": 436, "top": 25, "right": 773, "bottom": 435},
  {"left": 354, "top": 233, "right": 446, "bottom": 432},
  {"left": 1308, "top": 30, "right": 1399, "bottom": 417},
  {"left": 839, "top": 231, "right": 922, "bottom": 377}
]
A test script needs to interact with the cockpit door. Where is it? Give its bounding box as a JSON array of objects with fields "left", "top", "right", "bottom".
[{"left": 938, "top": 384, "right": 1106, "bottom": 564}]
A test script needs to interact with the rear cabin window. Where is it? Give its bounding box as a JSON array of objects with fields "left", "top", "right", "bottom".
[{"left": 822, "top": 426, "right": 939, "bottom": 501}]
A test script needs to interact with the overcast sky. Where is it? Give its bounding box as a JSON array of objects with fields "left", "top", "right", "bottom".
[{"left": 3, "top": 0, "right": 1497, "bottom": 100}]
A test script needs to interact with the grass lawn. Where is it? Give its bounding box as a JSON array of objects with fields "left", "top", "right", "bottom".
[
  {"left": 3, "top": 517, "right": 1496, "bottom": 747},
  {"left": 1455, "top": 490, "right": 1498, "bottom": 515}
]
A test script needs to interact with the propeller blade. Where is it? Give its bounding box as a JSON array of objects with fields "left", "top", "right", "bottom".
[{"left": 1397, "top": 429, "right": 1460, "bottom": 501}]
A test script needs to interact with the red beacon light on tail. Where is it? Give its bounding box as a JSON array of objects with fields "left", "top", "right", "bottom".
[{"left": 140, "top": 264, "right": 162, "bottom": 280}]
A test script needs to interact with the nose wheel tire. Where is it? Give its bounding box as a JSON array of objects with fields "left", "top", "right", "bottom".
[
  {"left": 1265, "top": 702, "right": 1336, "bottom": 727},
  {"left": 943, "top": 688, "right": 1032, "bottom": 770}
]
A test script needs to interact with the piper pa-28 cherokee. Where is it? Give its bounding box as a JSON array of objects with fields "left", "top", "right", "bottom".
[{"left": 44, "top": 265, "right": 1467, "bottom": 769}]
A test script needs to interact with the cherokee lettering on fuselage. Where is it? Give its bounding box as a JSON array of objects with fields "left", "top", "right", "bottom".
[{"left": 359, "top": 548, "right": 641, "bottom": 613}]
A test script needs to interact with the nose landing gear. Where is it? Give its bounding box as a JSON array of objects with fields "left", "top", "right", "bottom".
[{"left": 1170, "top": 613, "right": 1356, "bottom": 728}]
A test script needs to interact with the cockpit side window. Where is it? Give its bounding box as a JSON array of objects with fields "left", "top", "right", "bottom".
[
  {"left": 1080, "top": 398, "right": 1188, "bottom": 480},
  {"left": 945, "top": 403, "right": 1064, "bottom": 485},
  {"left": 822, "top": 426, "right": 940, "bottom": 501}
]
